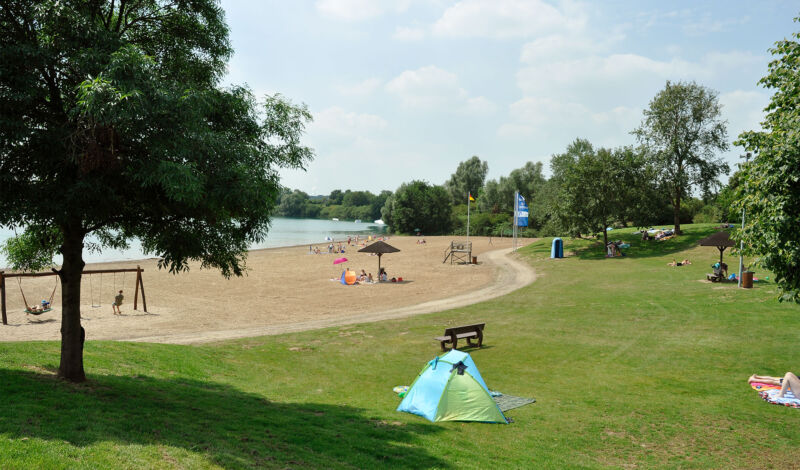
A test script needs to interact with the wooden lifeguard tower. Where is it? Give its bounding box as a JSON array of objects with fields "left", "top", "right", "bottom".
[{"left": 442, "top": 241, "right": 472, "bottom": 264}]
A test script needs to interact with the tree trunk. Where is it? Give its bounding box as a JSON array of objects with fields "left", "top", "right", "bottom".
[
  {"left": 602, "top": 221, "right": 609, "bottom": 255},
  {"left": 58, "top": 225, "right": 86, "bottom": 382},
  {"left": 673, "top": 188, "right": 682, "bottom": 235}
]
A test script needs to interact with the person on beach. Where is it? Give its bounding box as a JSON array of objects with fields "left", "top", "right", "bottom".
[
  {"left": 667, "top": 259, "right": 692, "bottom": 267},
  {"left": 368, "top": 273, "right": 374, "bottom": 283},
  {"left": 112, "top": 290, "right": 124, "bottom": 315},
  {"left": 749, "top": 373, "right": 800, "bottom": 398},
  {"left": 379, "top": 268, "right": 388, "bottom": 282}
]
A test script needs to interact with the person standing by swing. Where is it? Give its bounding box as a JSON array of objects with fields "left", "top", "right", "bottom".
[{"left": 112, "top": 290, "right": 124, "bottom": 315}]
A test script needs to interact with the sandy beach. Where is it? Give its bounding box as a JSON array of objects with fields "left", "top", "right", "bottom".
[{"left": 0, "top": 236, "right": 536, "bottom": 344}]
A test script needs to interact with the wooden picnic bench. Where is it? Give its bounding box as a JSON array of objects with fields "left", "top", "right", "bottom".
[{"left": 435, "top": 323, "right": 485, "bottom": 351}]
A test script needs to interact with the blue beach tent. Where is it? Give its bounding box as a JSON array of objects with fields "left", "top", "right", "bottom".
[{"left": 397, "top": 350, "right": 507, "bottom": 423}]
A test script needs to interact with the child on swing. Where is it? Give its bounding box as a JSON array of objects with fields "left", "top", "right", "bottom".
[{"left": 112, "top": 290, "right": 124, "bottom": 315}]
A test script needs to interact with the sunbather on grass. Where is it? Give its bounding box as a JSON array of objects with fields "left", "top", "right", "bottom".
[
  {"left": 749, "top": 372, "right": 800, "bottom": 397},
  {"left": 667, "top": 259, "right": 692, "bottom": 267}
]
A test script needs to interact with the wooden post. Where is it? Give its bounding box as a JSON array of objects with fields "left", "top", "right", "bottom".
[
  {"left": 138, "top": 267, "right": 148, "bottom": 313},
  {"left": 1, "top": 271, "right": 7, "bottom": 326},
  {"left": 134, "top": 266, "right": 141, "bottom": 311}
]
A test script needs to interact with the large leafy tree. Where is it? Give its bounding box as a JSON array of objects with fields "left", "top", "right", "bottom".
[
  {"left": 634, "top": 80, "right": 730, "bottom": 235},
  {"left": 550, "top": 139, "right": 652, "bottom": 249},
  {"left": 477, "top": 162, "right": 546, "bottom": 217},
  {"left": 381, "top": 181, "right": 452, "bottom": 235},
  {"left": 0, "top": 1, "right": 313, "bottom": 381},
  {"left": 735, "top": 18, "right": 800, "bottom": 303},
  {"left": 445, "top": 156, "right": 488, "bottom": 204}
]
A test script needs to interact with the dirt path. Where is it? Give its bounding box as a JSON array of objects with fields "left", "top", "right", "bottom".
[{"left": 126, "top": 247, "right": 537, "bottom": 344}]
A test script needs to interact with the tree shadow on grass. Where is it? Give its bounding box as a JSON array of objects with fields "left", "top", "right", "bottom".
[
  {"left": 0, "top": 368, "right": 446, "bottom": 469},
  {"left": 571, "top": 229, "right": 714, "bottom": 260}
]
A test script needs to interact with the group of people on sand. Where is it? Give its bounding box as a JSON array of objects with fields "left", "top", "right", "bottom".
[
  {"left": 308, "top": 235, "right": 393, "bottom": 255},
  {"left": 309, "top": 243, "right": 346, "bottom": 254},
  {"left": 356, "top": 269, "right": 374, "bottom": 283},
  {"left": 334, "top": 267, "right": 396, "bottom": 284},
  {"left": 347, "top": 235, "right": 362, "bottom": 245},
  {"left": 358, "top": 268, "right": 393, "bottom": 283}
]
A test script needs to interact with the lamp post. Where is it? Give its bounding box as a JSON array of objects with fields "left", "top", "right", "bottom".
[{"left": 737, "top": 152, "right": 751, "bottom": 288}]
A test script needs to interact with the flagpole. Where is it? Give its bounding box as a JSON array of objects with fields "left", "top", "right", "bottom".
[
  {"left": 513, "top": 191, "right": 518, "bottom": 252},
  {"left": 466, "top": 193, "right": 471, "bottom": 246}
]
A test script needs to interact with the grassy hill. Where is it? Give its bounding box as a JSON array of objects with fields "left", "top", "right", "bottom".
[{"left": 1, "top": 224, "right": 798, "bottom": 469}]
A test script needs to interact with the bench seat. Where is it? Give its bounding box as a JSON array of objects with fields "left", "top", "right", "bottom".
[
  {"left": 434, "top": 332, "right": 479, "bottom": 342},
  {"left": 435, "top": 323, "right": 485, "bottom": 351}
]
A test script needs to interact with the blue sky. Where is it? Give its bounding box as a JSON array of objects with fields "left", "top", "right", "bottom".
[{"left": 220, "top": 0, "right": 798, "bottom": 195}]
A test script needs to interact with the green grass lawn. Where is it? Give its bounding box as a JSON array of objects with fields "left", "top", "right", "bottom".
[{"left": 1, "top": 224, "right": 799, "bottom": 469}]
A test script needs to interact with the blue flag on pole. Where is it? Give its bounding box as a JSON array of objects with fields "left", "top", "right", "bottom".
[{"left": 516, "top": 194, "right": 528, "bottom": 227}]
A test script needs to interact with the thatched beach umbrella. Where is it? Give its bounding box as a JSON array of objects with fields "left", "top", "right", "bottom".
[
  {"left": 698, "top": 231, "right": 735, "bottom": 264},
  {"left": 358, "top": 240, "right": 400, "bottom": 276}
]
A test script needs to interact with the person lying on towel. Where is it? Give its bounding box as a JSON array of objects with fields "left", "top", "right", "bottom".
[{"left": 749, "top": 372, "right": 799, "bottom": 397}]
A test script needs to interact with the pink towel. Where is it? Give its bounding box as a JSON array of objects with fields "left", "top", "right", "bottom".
[{"left": 750, "top": 382, "right": 781, "bottom": 391}]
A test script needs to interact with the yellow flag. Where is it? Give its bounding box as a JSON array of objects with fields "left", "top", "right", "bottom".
[{"left": 469, "top": 193, "right": 475, "bottom": 201}]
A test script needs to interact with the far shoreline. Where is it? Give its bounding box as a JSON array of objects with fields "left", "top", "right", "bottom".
[{"left": 2, "top": 233, "right": 526, "bottom": 271}]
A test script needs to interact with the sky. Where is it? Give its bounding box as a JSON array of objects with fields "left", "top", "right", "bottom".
[{"left": 219, "top": 0, "right": 798, "bottom": 196}]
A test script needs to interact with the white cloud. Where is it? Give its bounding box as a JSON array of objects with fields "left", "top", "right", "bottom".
[
  {"left": 514, "top": 50, "right": 765, "bottom": 112},
  {"left": 432, "top": 0, "right": 586, "bottom": 38},
  {"left": 463, "top": 96, "right": 497, "bottom": 115},
  {"left": 394, "top": 26, "right": 426, "bottom": 41},
  {"left": 683, "top": 13, "right": 750, "bottom": 36},
  {"left": 309, "top": 107, "right": 388, "bottom": 139},
  {"left": 520, "top": 32, "right": 624, "bottom": 63},
  {"left": 719, "top": 90, "right": 767, "bottom": 136},
  {"left": 521, "top": 35, "right": 600, "bottom": 63},
  {"left": 336, "top": 78, "right": 382, "bottom": 96},
  {"left": 384, "top": 65, "right": 496, "bottom": 115},
  {"left": 514, "top": 54, "right": 685, "bottom": 115},
  {"left": 499, "top": 43, "right": 768, "bottom": 157},
  {"left": 498, "top": 97, "right": 640, "bottom": 153},
  {"left": 315, "top": 0, "right": 412, "bottom": 22},
  {"left": 704, "top": 51, "right": 763, "bottom": 72},
  {"left": 385, "top": 65, "right": 465, "bottom": 108},
  {"left": 498, "top": 97, "right": 589, "bottom": 139}
]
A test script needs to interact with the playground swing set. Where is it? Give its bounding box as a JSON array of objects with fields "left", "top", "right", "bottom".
[
  {"left": 0, "top": 266, "right": 148, "bottom": 325},
  {"left": 88, "top": 270, "right": 130, "bottom": 308}
]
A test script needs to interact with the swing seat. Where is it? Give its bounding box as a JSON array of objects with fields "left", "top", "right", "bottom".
[{"left": 25, "top": 307, "right": 52, "bottom": 316}]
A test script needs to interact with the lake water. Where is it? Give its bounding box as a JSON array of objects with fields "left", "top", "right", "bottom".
[{"left": 0, "top": 218, "right": 387, "bottom": 268}]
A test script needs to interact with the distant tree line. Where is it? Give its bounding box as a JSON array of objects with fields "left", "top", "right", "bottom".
[
  {"left": 280, "top": 80, "right": 736, "bottom": 240},
  {"left": 275, "top": 189, "right": 391, "bottom": 222}
]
